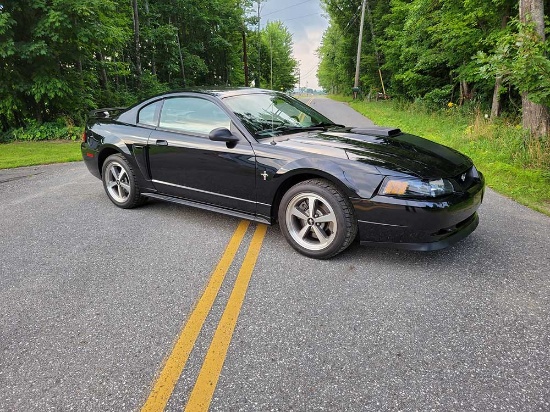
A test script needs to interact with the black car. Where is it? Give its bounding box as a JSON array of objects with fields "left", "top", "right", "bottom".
[{"left": 81, "top": 88, "right": 484, "bottom": 259}]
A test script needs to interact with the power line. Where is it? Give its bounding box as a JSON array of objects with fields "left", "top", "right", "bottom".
[
  {"left": 281, "top": 12, "right": 320, "bottom": 22},
  {"left": 301, "top": 65, "right": 317, "bottom": 78},
  {"left": 262, "top": 0, "right": 316, "bottom": 17}
]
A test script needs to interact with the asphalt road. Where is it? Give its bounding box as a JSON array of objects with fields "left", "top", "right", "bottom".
[{"left": 1, "top": 97, "right": 549, "bottom": 411}]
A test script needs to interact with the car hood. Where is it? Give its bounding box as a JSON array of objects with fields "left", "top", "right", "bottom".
[{"left": 268, "top": 129, "right": 472, "bottom": 178}]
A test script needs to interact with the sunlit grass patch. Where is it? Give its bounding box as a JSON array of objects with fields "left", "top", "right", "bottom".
[{"left": 0, "top": 141, "right": 82, "bottom": 169}]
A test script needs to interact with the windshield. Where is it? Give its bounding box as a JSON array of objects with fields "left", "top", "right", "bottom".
[{"left": 223, "top": 92, "right": 336, "bottom": 139}]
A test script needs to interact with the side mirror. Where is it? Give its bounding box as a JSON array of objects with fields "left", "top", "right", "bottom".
[{"left": 209, "top": 127, "right": 239, "bottom": 143}]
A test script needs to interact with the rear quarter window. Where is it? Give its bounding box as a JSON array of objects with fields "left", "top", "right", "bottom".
[{"left": 138, "top": 101, "right": 161, "bottom": 126}]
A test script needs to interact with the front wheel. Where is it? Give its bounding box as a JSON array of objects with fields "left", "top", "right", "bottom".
[
  {"left": 101, "top": 154, "right": 145, "bottom": 209},
  {"left": 278, "top": 179, "right": 357, "bottom": 259}
]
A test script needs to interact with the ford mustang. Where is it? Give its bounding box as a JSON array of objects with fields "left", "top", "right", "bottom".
[{"left": 81, "top": 88, "right": 484, "bottom": 259}]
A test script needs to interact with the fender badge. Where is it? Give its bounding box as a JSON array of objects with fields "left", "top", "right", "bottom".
[{"left": 261, "top": 171, "right": 269, "bottom": 181}]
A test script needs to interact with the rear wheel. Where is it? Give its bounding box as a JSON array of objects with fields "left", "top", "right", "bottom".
[
  {"left": 278, "top": 179, "right": 357, "bottom": 259},
  {"left": 102, "top": 154, "right": 145, "bottom": 208}
]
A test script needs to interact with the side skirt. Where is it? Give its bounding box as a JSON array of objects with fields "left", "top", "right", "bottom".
[{"left": 142, "top": 193, "right": 272, "bottom": 225}]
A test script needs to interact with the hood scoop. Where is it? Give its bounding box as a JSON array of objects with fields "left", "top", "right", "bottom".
[{"left": 350, "top": 127, "right": 401, "bottom": 137}]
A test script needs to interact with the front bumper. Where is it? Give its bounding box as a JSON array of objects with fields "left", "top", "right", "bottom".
[{"left": 352, "top": 176, "right": 484, "bottom": 251}]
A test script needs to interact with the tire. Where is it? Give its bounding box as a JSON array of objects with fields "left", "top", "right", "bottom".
[
  {"left": 101, "top": 154, "right": 145, "bottom": 209},
  {"left": 278, "top": 179, "right": 357, "bottom": 259}
]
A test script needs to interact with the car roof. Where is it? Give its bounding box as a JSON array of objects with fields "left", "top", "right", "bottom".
[
  {"left": 157, "top": 87, "right": 275, "bottom": 100},
  {"left": 115, "top": 88, "right": 278, "bottom": 124}
]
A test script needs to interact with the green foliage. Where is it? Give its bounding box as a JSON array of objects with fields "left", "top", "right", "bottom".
[
  {"left": 318, "top": 0, "right": 550, "bottom": 108},
  {"left": 478, "top": 19, "right": 550, "bottom": 106},
  {"left": 0, "top": 0, "right": 298, "bottom": 135},
  {"left": 415, "top": 86, "right": 455, "bottom": 112},
  {"left": 317, "top": 24, "right": 354, "bottom": 94},
  {"left": 6, "top": 119, "right": 83, "bottom": 142},
  {"left": 259, "top": 21, "right": 298, "bottom": 91}
]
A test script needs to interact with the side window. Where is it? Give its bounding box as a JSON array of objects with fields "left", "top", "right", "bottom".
[
  {"left": 158, "top": 97, "right": 231, "bottom": 135},
  {"left": 138, "top": 101, "right": 161, "bottom": 126}
]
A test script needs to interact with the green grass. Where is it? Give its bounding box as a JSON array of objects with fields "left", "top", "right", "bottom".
[
  {"left": 332, "top": 96, "right": 550, "bottom": 216},
  {"left": 0, "top": 141, "right": 82, "bottom": 169}
]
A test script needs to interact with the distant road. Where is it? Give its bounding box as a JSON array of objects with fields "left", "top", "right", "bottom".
[{"left": 302, "top": 95, "right": 375, "bottom": 127}]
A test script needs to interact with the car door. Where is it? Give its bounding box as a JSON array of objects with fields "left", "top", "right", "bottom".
[{"left": 147, "top": 96, "right": 257, "bottom": 214}]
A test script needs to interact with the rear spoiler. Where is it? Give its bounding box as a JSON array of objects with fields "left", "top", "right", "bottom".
[{"left": 88, "top": 107, "right": 127, "bottom": 119}]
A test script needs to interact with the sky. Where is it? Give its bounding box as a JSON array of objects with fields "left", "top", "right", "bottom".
[{"left": 258, "top": 0, "right": 329, "bottom": 90}]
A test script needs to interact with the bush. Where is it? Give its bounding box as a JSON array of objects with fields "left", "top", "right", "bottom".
[
  {"left": 4, "top": 118, "right": 83, "bottom": 142},
  {"left": 415, "top": 85, "right": 454, "bottom": 111}
]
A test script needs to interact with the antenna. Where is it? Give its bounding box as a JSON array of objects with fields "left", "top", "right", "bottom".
[{"left": 270, "top": 26, "right": 273, "bottom": 91}]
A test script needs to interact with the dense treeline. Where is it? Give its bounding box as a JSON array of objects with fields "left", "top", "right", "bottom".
[
  {"left": 318, "top": 0, "right": 550, "bottom": 137},
  {"left": 0, "top": 0, "right": 297, "bottom": 134}
]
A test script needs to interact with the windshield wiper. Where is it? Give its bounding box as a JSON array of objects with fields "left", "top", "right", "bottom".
[
  {"left": 275, "top": 125, "right": 326, "bottom": 133},
  {"left": 273, "top": 122, "right": 345, "bottom": 135},
  {"left": 312, "top": 122, "right": 345, "bottom": 128}
]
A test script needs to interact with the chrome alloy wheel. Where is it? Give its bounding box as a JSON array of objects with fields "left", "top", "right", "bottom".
[
  {"left": 105, "top": 161, "right": 131, "bottom": 204},
  {"left": 285, "top": 192, "right": 338, "bottom": 251}
]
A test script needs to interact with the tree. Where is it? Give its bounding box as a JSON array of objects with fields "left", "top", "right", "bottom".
[
  {"left": 490, "top": 2, "right": 513, "bottom": 118},
  {"left": 0, "top": 0, "right": 299, "bottom": 132},
  {"left": 132, "top": 0, "right": 141, "bottom": 80},
  {"left": 259, "top": 21, "right": 297, "bottom": 91},
  {"left": 318, "top": 0, "right": 550, "bottom": 131},
  {"left": 519, "top": 0, "right": 549, "bottom": 137},
  {"left": 317, "top": 24, "right": 353, "bottom": 94},
  {"left": 0, "top": 0, "right": 131, "bottom": 128}
]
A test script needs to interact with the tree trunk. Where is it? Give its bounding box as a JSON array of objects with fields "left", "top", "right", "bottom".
[
  {"left": 144, "top": 0, "right": 156, "bottom": 75},
  {"left": 491, "top": 76, "right": 503, "bottom": 118},
  {"left": 521, "top": 95, "right": 550, "bottom": 136},
  {"left": 132, "top": 0, "right": 142, "bottom": 80},
  {"left": 459, "top": 81, "right": 472, "bottom": 105},
  {"left": 176, "top": 31, "right": 186, "bottom": 87},
  {"left": 490, "top": 9, "right": 511, "bottom": 118},
  {"left": 519, "top": 0, "right": 549, "bottom": 137},
  {"left": 96, "top": 52, "right": 108, "bottom": 90}
]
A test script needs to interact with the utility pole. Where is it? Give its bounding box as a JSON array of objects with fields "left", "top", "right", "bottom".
[
  {"left": 242, "top": 30, "right": 249, "bottom": 86},
  {"left": 239, "top": 0, "right": 248, "bottom": 86},
  {"left": 354, "top": 0, "right": 367, "bottom": 90},
  {"left": 256, "top": 0, "right": 261, "bottom": 88}
]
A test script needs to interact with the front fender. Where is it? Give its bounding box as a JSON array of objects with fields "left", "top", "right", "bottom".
[
  {"left": 273, "top": 158, "right": 357, "bottom": 197},
  {"left": 254, "top": 155, "right": 385, "bottom": 222},
  {"left": 276, "top": 158, "right": 384, "bottom": 200}
]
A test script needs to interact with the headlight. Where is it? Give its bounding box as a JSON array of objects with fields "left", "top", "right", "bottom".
[{"left": 379, "top": 177, "right": 454, "bottom": 198}]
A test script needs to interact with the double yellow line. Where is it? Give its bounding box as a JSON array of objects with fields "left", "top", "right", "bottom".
[{"left": 141, "top": 221, "right": 267, "bottom": 412}]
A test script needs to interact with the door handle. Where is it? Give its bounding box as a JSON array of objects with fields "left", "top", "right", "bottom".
[{"left": 155, "top": 140, "right": 168, "bottom": 146}]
